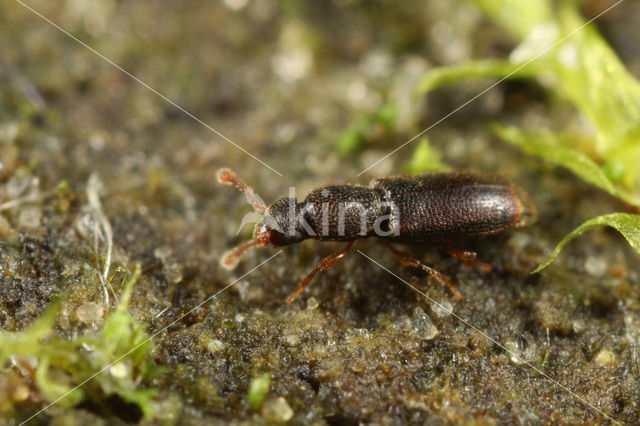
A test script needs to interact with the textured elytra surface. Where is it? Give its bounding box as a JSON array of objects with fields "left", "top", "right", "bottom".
[{"left": 371, "top": 172, "right": 525, "bottom": 243}]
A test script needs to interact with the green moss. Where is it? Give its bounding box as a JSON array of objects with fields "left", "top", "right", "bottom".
[
  {"left": 0, "top": 265, "right": 160, "bottom": 421},
  {"left": 533, "top": 213, "right": 640, "bottom": 273},
  {"left": 336, "top": 102, "right": 398, "bottom": 154},
  {"left": 248, "top": 373, "right": 271, "bottom": 410},
  {"left": 404, "top": 137, "right": 450, "bottom": 174},
  {"left": 494, "top": 125, "right": 639, "bottom": 206},
  {"left": 416, "top": 0, "right": 640, "bottom": 268}
]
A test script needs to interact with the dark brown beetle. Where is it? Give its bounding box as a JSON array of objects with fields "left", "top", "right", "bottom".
[{"left": 218, "top": 168, "right": 536, "bottom": 304}]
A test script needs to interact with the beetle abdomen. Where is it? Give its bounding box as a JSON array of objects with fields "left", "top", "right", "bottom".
[{"left": 370, "top": 172, "right": 535, "bottom": 244}]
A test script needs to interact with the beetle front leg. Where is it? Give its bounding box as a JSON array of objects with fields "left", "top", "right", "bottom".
[
  {"left": 446, "top": 248, "right": 491, "bottom": 272},
  {"left": 385, "top": 243, "right": 462, "bottom": 300},
  {"left": 286, "top": 242, "right": 354, "bottom": 305}
]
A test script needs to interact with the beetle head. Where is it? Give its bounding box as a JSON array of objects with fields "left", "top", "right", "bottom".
[{"left": 217, "top": 169, "right": 306, "bottom": 270}]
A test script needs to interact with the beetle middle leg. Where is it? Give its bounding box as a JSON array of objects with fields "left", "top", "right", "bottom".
[
  {"left": 385, "top": 243, "right": 462, "bottom": 300},
  {"left": 447, "top": 248, "right": 492, "bottom": 272},
  {"left": 286, "top": 242, "right": 354, "bottom": 305}
]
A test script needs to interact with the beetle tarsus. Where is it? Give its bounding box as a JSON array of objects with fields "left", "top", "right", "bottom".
[
  {"left": 447, "top": 248, "right": 492, "bottom": 272},
  {"left": 286, "top": 242, "right": 354, "bottom": 305},
  {"left": 385, "top": 242, "right": 462, "bottom": 300}
]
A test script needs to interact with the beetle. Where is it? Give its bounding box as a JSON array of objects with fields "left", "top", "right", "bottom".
[{"left": 217, "top": 168, "right": 536, "bottom": 305}]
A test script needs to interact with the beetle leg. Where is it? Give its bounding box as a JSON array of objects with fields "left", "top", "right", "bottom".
[
  {"left": 447, "top": 248, "right": 492, "bottom": 272},
  {"left": 286, "top": 242, "right": 354, "bottom": 305},
  {"left": 385, "top": 243, "right": 462, "bottom": 300}
]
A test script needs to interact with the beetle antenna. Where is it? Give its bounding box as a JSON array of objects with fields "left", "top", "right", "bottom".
[
  {"left": 220, "top": 238, "right": 263, "bottom": 269},
  {"left": 217, "top": 168, "right": 267, "bottom": 215}
]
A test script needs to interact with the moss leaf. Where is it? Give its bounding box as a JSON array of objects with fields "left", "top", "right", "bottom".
[
  {"left": 471, "top": 0, "right": 552, "bottom": 39},
  {"left": 533, "top": 213, "right": 640, "bottom": 273},
  {"left": 493, "top": 125, "right": 640, "bottom": 206},
  {"left": 420, "top": 0, "right": 640, "bottom": 199},
  {"left": 405, "top": 137, "right": 450, "bottom": 174},
  {"left": 336, "top": 102, "right": 397, "bottom": 154},
  {"left": 0, "top": 264, "right": 159, "bottom": 419},
  {"left": 248, "top": 373, "right": 271, "bottom": 410},
  {"left": 416, "top": 59, "right": 535, "bottom": 96}
]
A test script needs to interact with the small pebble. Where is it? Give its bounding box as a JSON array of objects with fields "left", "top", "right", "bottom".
[
  {"left": 584, "top": 255, "right": 607, "bottom": 277},
  {"left": 262, "top": 396, "right": 293, "bottom": 423},
  {"left": 0, "top": 214, "right": 15, "bottom": 238},
  {"left": 412, "top": 307, "right": 439, "bottom": 340},
  {"left": 272, "top": 48, "right": 312, "bottom": 82},
  {"left": 594, "top": 349, "right": 616, "bottom": 367},
  {"left": 164, "top": 264, "right": 183, "bottom": 284},
  {"left": 109, "top": 362, "right": 129, "bottom": 379},
  {"left": 206, "top": 339, "right": 225, "bottom": 354},
  {"left": 306, "top": 297, "right": 319, "bottom": 310},
  {"left": 285, "top": 333, "right": 299, "bottom": 345},
  {"left": 76, "top": 302, "right": 104, "bottom": 323},
  {"left": 13, "top": 384, "right": 30, "bottom": 402},
  {"left": 18, "top": 205, "right": 42, "bottom": 229},
  {"left": 154, "top": 246, "right": 172, "bottom": 260},
  {"left": 505, "top": 340, "right": 524, "bottom": 364},
  {"left": 431, "top": 300, "right": 453, "bottom": 318},
  {"left": 223, "top": 0, "right": 248, "bottom": 11}
]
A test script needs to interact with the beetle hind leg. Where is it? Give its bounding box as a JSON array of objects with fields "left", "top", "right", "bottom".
[
  {"left": 385, "top": 243, "right": 462, "bottom": 300},
  {"left": 447, "top": 248, "right": 491, "bottom": 272},
  {"left": 286, "top": 242, "right": 354, "bottom": 305}
]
